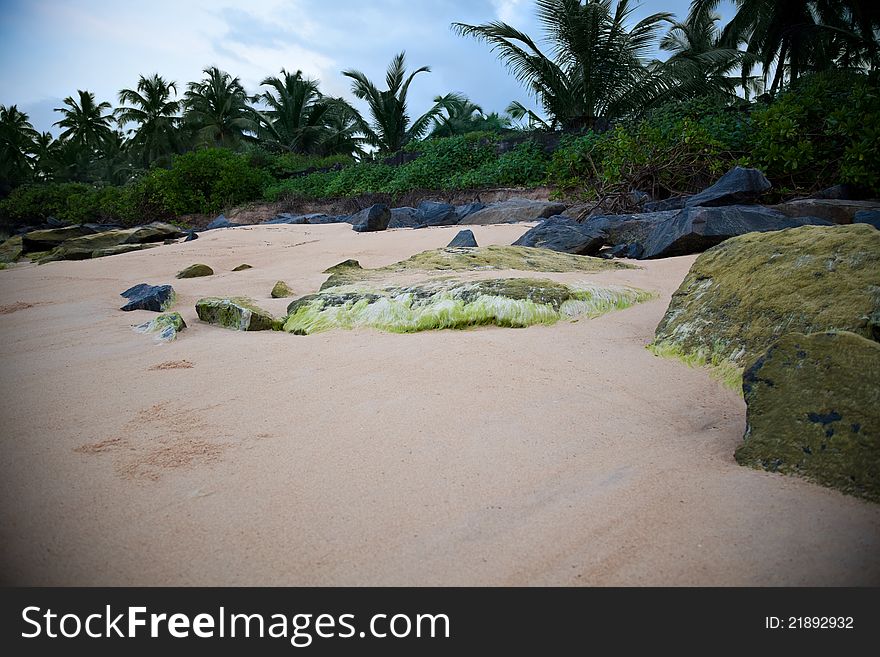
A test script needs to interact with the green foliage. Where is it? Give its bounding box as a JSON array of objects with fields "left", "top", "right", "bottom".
[{"left": 748, "top": 72, "right": 880, "bottom": 192}]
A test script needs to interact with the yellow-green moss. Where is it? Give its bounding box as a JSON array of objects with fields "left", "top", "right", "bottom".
[
  {"left": 648, "top": 340, "right": 745, "bottom": 392},
  {"left": 134, "top": 312, "right": 187, "bottom": 342},
  {"left": 176, "top": 263, "right": 214, "bottom": 279},
  {"left": 196, "top": 296, "right": 280, "bottom": 331},
  {"left": 654, "top": 225, "right": 880, "bottom": 369},
  {"left": 0, "top": 235, "right": 23, "bottom": 263},
  {"left": 232, "top": 264, "right": 253, "bottom": 271},
  {"left": 271, "top": 281, "right": 295, "bottom": 298},
  {"left": 283, "top": 278, "right": 652, "bottom": 335},
  {"left": 321, "top": 246, "right": 634, "bottom": 290}
]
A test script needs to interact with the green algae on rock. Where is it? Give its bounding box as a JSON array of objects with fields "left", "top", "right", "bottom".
[
  {"left": 271, "top": 280, "right": 295, "bottom": 298},
  {"left": 196, "top": 297, "right": 280, "bottom": 331},
  {"left": 283, "top": 278, "right": 651, "bottom": 335},
  {"left": 652, "top": 225, "right": 880, "bottom": 379},
  {"left": 134, "top": 312, "right": 187, "bottom": 342},
  {"left": 0, "top": 235, "right": 23, "bottom": 263},
  {"left": 176, "top": 263, "right": 214, "bottom": 279},
  {"left": 232, "top": 264, "right": 253, "bottom": 271},
  {"left": 735, "top": 331, "right": 880, "bottom": 502},
  {"left": 91, "top": 243, "right": 159, "bottom": 258},
  {"left": 320, "top": 246, "right": 633, "bottom": 290}
]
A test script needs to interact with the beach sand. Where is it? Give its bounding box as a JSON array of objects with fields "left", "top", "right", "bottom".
[{"left": 1, "top": 222, "right": 878, "bottom": 586}]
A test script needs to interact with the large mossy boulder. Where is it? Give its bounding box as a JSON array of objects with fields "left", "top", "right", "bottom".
[
  {"left": 0, "top": 235, "right": 23, "bottom": 263},
  {"left": 271, "top": 280, "right": 295, "bottom": 298},
  {"left": 37, "top": 222, "right": 184, "bottom": 262},
  {"left": 196, "top": 297, "right": 280, "bottom": 331},
  {"left": 653, "top": 225, "right": 880, "bottom": 371},
  {"left": 736, "top": 331, "right": 880, "bottom": 502},
  {"left": 120, "top": 283, "right": 176, "bottom": 312},
  {"left": 512, "top": 216, "right": 605, "bottom": 255},
  {"left": 91, "top": 243, "right": 159, "bottom": 258},
  {"left": 176, "top": 263, "right": 214, "bottom": 279},
  {"left": 283, "top": 278, "right": 650, "bottom": 335},
  {"left": 134, "top": 312, "right": 187, "bottom": 342},
  {"left": 22, "top": 225, "right": 96, "bottom": 252}
]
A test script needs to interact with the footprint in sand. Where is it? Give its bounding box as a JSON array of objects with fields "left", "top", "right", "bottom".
[
  {"left": 148, "top": 360, "right": 194, "bottom": 371},
  {"left": 0, "top": 301, "right": 37, "bottom": 315}
]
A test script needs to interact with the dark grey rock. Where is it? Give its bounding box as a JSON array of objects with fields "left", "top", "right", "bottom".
[
  {"left": 205, "top": 215, "right": 244, "bottom": 230},
  {"left": 307, "top": 214, "right": 349, "bottom": 224},
  {"left": 184, "top": 230, "right": 198, "bottom": 242},
  {"left": 460, "top": 199, "right": 569, "bottom": 225},
  {"left": 46, "top": 216, "right": 64, "bottom": 227},
  {"left": 417, "top": 201, "right": 458, "bottom": 227},
  {"left": 854, "top": 210, "right": 880, "bottom": 229},
  {"left": 455, "top": 203, "right": 486, "bottom": 221},
  {"left": 350, "top": 204, "right": 391, "bottom": 232},
  {"left": 512, "top": 216, "right": 605, "bottom": 255},
  {"left": 584, "top": 210, "right": 679, "bottom": 248},
  {"left": 388, "top": 207, "right": 422, "bottom": 229},
  {"left": 811, "top": 184, "right": 869, "bottom": 200},
  {"left": 685, "top": 166, "right": 771, "bottom": 207},
  {"left": 644, "top": 196, "right": 688, "bottom": 212},
  {"left": 609, "top": 243, "right": 645, "bottom": 259},
  {"left": 120, "top": 283, "right": 175, "bottom": 312},
  {"left": 640, "top": 205, "right": 833, "bottom": 259},
  {"left": 447, "top": 229, "right": 478, "bottom": 248}
]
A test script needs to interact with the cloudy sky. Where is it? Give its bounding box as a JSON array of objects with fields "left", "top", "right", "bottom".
[{"left": 0, "top": 0, "right": 733, "bottom": 135}]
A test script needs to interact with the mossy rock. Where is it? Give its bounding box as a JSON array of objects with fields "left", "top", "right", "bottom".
[
  {"left": 736, "top": 331, "right": 880, "bottom": 502},
  {"left": 271, "top": 280, "right": 295, "bottom": 298},
  {"left": 0, "top": 235, "right": 23, "bottom": 263},
  {"left": 176, "top": 263, "right": 214, "bottom": 279},
  {"left": 321, "top": 245, "right": 633, "bottom": 290},
  {"left": 653, "top": 225, "right": 880, "bottom": 373},
  {"left": 283, "top": 278, "right": 651, "bottom": 335},
  {"left": 196, "top": 297, "right": 280, "bottom": 331},
  {"left": 134, "top": 312, "right": 187, "bottom": 342},
  {"left": 91, "top": 243, "right": 159, "bottom": 258},
  {"left": 232, "top": 264, "right": 253, "bottom": 271},
  {"left": 36, "top": 223, "right": 184, "bottom": 262}
]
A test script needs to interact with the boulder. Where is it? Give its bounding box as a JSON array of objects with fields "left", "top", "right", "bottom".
[
  {"left": 417, "top": 201, "right": 458, "bottom": 227},
  {"left": 37, "top": 222, "right": 185, "bottom": 262},
  {"left": 455, "top": 203, "right": 486, "bottom": 221},
  {"left": 388, "top": 207, "right": 422, "bottom": 229},
  {"left": 306, "top": 215, "right": 349, "bottom": 224},
  {"left": 205, "top": 215, "right": 243, "bottom": 230},
  {"left": 644, "top": 196, "right": 688, "bottom": 212},
  {"left": 262, "top": 213, "right": 322, "bottom": 225},
  {"left": 271, "top": 281, "right": 295, "bottom": 298},
  {"left": 91, "top": 244, "right": 159, "bottom": 258},
  {"left": 134, "top": 312, "right": 187, "bottom": 342},
  {"left": 512, "top": 216, "right": 605, "bottom": 255},
  {"left": 184, "top": 230, "right": 198, "bottom": 242},
  {"left": 585, "top": 210, "right": 679, "bottom": 249},
  {"left": 811, "top": 184, "right": 868, "bottom": 200},
  {"left": 771, "top": 199, "right": 880, "bottom": 225},
  {"left": 640, "top": 205, "right": 832, "bottom": 259},
  {"left": 232, "top": 264, "right": 253, "bottom": 271},
  {"left": 196, "top": 297, "right": 279, "bottom": 331},
  {"left": 652, "top": 224, "right": 880, "bottom": 369},
  {"left": 459, "top": 199, "right": 568, "bottom": 225},
  {"left": 0, "top": 235, "right": 23, "bottom": 263},
  {"left": 447, "top": 229, "right": 478, "bottom": 248},
  {"left": 685, "top": 166, "right": 771, "bottom": 207},
  {"left": 120, "top": 283, "right": 176, "bottom": 312},
  {"left": 22, "top": 225, "right": 97, "bottom": 252},
  {"left": 854, "top": 210, "right": 880, "bottom": 229},
  {"left": 176, "top": 263, "right": 214, "bottom": 279},
  {"left": 350, "top": 204, "right": 391, "bottom": 232},
  {"left": 736, "top": 331, "right": 880, "bottom": 502}
]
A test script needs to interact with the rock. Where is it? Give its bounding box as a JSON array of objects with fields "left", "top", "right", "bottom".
[
  {"left": 736, "top": 331, "right": 880, "bottom": 502},
  {"left": 350, "top": 204, "right": 391, "bottom": 232},
  {"left": 447, "top": 229, "right": 478, "bottom": 248},
  {"left": 0, "top": 235, "right": 23, "bottom": 263},
  {"left": 91, "top": 244, "right": 159, "bottom": 258},
  {"left": 37, "top": 223, "right": 185, "bottom": 262},
  {"left": 854, "top": 210, "right": 880, "bottom": 229},
  {"left": 306, "top": 215, "right": 349, "bottom": 224},
  {"left": 262, "top": 213, "right": 319, "bottom": 225},
  {"left": 388, "top": 207, "right": 422, "bottom": 229},
  {"left": 685, "top": 166, "right": 771, "bottom": 207},
  {"left": 283, "top": 277, "right": 650, "bottom": 335},
  {"left": 184, "top": 230, "right": 198, "bottom": 242},
  {"left": 271, "top": 281, "right": 295, "bottom": 298},
  {"left": 640, "top": 205, "right": 832, "bottom": 259},
  {"left": 196, "top": 297, "right": 279, "bottom": 331},
  {"left": 585, "top": 211, "right": 679, "bottom": 249},
  {"left": 608, "top": 243, "right": 645, "bottom": 259},
  {"left": 46, "top": 216, "right": 64, "bottom": 227},
  {"left": 455, "top": 203, "right": 486, "bottom": 221},
  {"left": 811, "top": 184, "right": 867, "bottom": 200},
  {"left": 512, "top": 216, "right": 605, "bottom": 255},
  {"left": 133, "top": 312, "right": 187, "bottom": 342},
  {"left": 644, "top": 196, "right": 688, "bottom": 212},
  {"left": 771, "top": 199, "right": 880, "bottom": 225},
  {"left": 205, "top": 215, "right": 243, "bottom": 230},
  {"left": 417, "top": 201, "right": 458, "bottom": 227},
  {"left": 120, "top": 283, "right": 176, "bottom": 312},
  {"left": 652, "top": 224, "right": 880, "bottom": 370},
  {"left": 176, "top": 264, "right": 214, "bottom": 279},
  {"left": 22, "top": 225, "right": 97, "bottom": 252},
  {"left": 232, "top": 264, "right": 252, "bottom": 271},
  {"left": 459, "top": 198, "right": 568, "bottom": 225}
]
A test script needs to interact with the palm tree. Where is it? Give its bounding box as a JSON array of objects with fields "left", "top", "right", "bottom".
[
  {"left": 342, "top": 52, "right": 450, "bottom": 154},
  {"left": 53, "top": 90, "right": 114, "bottom": 150},
  {"left": 183, "top": 67, "right": 256, "bottom": 149},
  {"left": 254, "top": 68, "right": 362, "bottom": 155},
  {"left": 430, "top": 93, "right": 486, "bottom": 137},
  {"left": 0, "top": 105, "right": 39, "bottom": 189},
  {"left": 659, "top": 8, "right": 759, "bottom": 99},
  {"left": 116, "top": 73, "right": 182, "bottom": 166},
  {"left": 454, "top": 0, "right": 673, "bottom": 131},
  {"left": 31, "top": 132, "right": 59, "bottom": 181}
]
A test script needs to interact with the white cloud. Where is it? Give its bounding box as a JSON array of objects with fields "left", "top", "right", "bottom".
[{"left": 490, "top": 0, "right": 528, "bottom": 24}]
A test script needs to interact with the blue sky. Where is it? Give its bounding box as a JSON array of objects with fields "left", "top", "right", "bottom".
[{"left": 0, "top": 0, "right": 734, "bottom": 135}]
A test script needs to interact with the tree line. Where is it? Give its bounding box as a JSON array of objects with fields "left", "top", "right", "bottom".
[{"left": 1, "top": 0, "right": 877, "bottom": 197}]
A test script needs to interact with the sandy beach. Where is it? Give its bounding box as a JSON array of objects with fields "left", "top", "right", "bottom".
[{"left": 1, "top": 222, "right": 878, "bottom": 586}]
